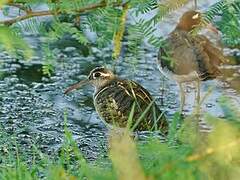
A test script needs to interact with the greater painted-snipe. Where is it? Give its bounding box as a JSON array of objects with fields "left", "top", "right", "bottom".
[
  {"left": 64, "top": 67, "right": 168, "bottom": 134},
  {"left": 157, "top": 10, "right": 226, "bottom": 113}
]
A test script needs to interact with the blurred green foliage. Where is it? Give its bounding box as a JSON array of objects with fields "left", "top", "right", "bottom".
[
  {"left": 0, "top": 0, "right": 239, "bottom": 76},
  {"left": 0, "top": 101, "right": 239, "bottom": 179},
  {"left": 0, "top": 26, "right": 33, "bottom": 59},
  {"left": 215, "top": 2, "right": 240, "bottom": 47},
  {"left": 204, "top": 0, "right": 240, "bottom": 47}
]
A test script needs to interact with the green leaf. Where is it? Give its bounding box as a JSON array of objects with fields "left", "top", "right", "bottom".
[
  {"left": 0, "top": 26, "right": 33, "bottom": 59},
  {"left": 0, "top": 0, "right": 8, "bottom": 8}
]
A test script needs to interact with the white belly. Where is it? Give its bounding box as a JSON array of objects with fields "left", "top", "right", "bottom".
[{"left": 157, "top": 64, "right": 199, "bottom": 83}]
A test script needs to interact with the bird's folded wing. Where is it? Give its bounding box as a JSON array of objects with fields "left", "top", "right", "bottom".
[{"left": 195, "top": 35, "right": 227, "bottom": 65}]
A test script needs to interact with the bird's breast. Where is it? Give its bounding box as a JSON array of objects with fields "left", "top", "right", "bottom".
[{"left": 93, "top": 83, "right": 132, "bottom": 126}]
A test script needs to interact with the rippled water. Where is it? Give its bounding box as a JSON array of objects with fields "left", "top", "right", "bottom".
[{"left": 0, "top": 32, "right": 239, "bottom": 160}]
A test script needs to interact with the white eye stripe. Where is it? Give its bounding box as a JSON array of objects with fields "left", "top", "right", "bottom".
[
  {"left": 93, "top": 72, "right": 110, "bottom": 79},
  {"left": 192, "top": 13, "right": 199, "bottom": 19},
  {"left": 100, "top": 72, "right": 110, "bottom": 77}
]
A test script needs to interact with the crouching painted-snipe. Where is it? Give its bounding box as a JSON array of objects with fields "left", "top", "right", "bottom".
[
  {"left": 64, "top": 67, "right": 168, "bottom": 134},
  {"left": 157, "top": 10, "right": 226, "bottom": 113}
]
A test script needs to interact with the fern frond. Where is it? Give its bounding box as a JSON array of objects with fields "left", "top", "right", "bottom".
[
  {"left": 127, "top": 18, "right": 162, "bottom": 58},
  {"left": 16, "top": 17, "right": 45, "bottom": 34},
  {"left": 50, "top": 21, "right": 89, "bottom": 45},
  {"left": 130, "top": 0, "right": 158, "bottom": 17},
  {"left": 142, "top": 0, "right": 190, "bottom": 28},
  {"left": 203, "top": 0, "right": 240, "bottom": 47},
  {"left": 232, "top": 1, "right": 240, "bottom": 13},
  {"left": 84, "top": 6, "right": 122, "bottom": 47},
  {"left": 42, "top": 63, "right": 54, "bottom": 77},
  {"left": 203, "top": 1, "right": 226, "bottom": 23},
  {"left": 42, "top": 45, "right": 54, "bottom": 76},
  {"left": 203, "top": 0, "right": 240, "bottom": 22},
  {"left": 51, "top": 0, "right": 98, "bottom": 13}
]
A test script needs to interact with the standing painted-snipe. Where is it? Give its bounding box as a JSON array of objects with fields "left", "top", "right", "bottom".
[
  {"left": 157, "top": 10, "right": 226, "bottom": 113},
  {"left": 64, "top": 67, "right": 168, "bottom": 134}
]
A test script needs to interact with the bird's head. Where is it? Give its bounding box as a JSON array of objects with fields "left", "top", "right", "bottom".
[
  {"left": 64, "top": 67, "right": 115, "bottom": 94},
  {"left": 87, "top": 67, "right": 115, "bottom": 87},
  {"left": 176, "top": 10, "right": 202, "bottom": 32}
]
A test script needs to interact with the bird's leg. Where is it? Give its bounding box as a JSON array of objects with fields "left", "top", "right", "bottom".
[
  {"left": 194, "top": 79, "right": 201, "bottom": 115},
  {"left": 179, "top": 82, "right": 185, "bottom": 114}
]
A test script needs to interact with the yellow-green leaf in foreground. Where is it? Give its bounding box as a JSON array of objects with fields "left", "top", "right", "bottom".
[
  {"left": 0, "top": 0, "right": 8, "bottom": 8},
  {"left": 109, "top": 130, "right": 146, "bottom": 180},
  {"left": 112, "top": 3, "right": 129, "bottom": 59},
  {"left": 0, "top": 26, "right": 33, "bottom": 59}
]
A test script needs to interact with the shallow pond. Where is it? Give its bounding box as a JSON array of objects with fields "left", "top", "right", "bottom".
[{"left": 0, "top": 32, "right": 239, "bottom": 160}]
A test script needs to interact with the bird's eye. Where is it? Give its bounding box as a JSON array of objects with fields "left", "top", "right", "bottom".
[{"left": 93, "top": 72, "right": 101, "bottom": 78}]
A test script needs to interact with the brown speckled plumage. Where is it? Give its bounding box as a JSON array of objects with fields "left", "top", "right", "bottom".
[
  {"left": 157, "top": 11, "right": 226, "bottom": 112},
  {"left": 158, "top": 11, "right": 225, "bottom": 81},
  {"left": 65, "top": 67, "right": 168, "bottom": 134}
]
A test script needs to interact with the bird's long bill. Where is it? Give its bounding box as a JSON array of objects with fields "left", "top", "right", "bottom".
[
  {"left": 206, "top": 23, "right": 218, "bottom": 34},
  {"left": 201, "top": 20, "right": 218, "bottom": 34},
  {"left": 64, "top": 79, "right": 89, "bottom": 94}
]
